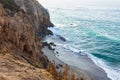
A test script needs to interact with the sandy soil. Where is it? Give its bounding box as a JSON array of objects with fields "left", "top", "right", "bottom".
[{"left": 0, "top": 52, "right": 53, "bottom": 80}]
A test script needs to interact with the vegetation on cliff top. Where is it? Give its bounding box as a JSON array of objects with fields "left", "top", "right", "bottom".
[{"left": 47, "top": 63, "right": 83, "bottom": 80}]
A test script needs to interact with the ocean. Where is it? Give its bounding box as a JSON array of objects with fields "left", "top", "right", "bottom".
[{"left": 38, "top": 0, "right": 120, "bottom": 80}]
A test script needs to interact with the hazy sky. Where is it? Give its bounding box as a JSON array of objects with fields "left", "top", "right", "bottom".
[{"left": 38, "top": 0, "right": 120, "bottom": 9}]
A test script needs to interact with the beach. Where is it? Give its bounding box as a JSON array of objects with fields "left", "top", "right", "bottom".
[
  {"left": 38, "top": 0, "right": 120, "bottom": 80},
  {"left": 42, "top": 45, "right": 111, "bottom": 80}
]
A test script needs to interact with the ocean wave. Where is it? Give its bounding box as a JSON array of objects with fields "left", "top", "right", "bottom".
[
  {"left": 88, "top": 54, "right": 120, "bottom": 80},
  {"left": 62, "top": 44, "right": 87, "bottom": 56},
  {"left": 48, "top": 27, "right": 120, "bottom": 80},
  {"left": 63, "top": 43, "right": 120, "bottom": 80},
  {"left": 63, "top": 42, "right": 120, "bottom": 80},
  {"left": 48, "top": 27, "right": 61, "bottom": 36},
  {"left": 62, "top": 41, "right": 120, "bottom": 80}
]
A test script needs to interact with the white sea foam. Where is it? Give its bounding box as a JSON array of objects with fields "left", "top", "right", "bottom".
[
  {"left": 88, "top": 54, "right": 120, "bottom": 80},
  {"left": 63, "top": 42, "right": 120, "bottom": 80},
  {"left": 63, "top": 45, "right": 80, "bottom": 53},
  {"left": 48, "top": 27, "right": 60, "bottom": 36},
  {"left": 48, "top": 27, "right": 120, "bottom": 80},
  {"left": 63, "top": 43, "right": 120, "bottom": 80}
]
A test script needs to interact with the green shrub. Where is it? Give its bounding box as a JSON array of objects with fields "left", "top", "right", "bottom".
[{"left": 35, "top": 63, "right": 42, "bottom": 68}]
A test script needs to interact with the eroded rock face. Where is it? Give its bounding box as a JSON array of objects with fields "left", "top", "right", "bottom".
[
  {"left": 0, "top": 1, "right": 49, "bottom": 68},
  {"left": 0, "top": 0, "right": 53, "bottom": 37},
  {"left": 14, "top": 0, "right": 54, "bottom": 36},
  {"left": 0, "top": 0, "right": 54, "bottom": 80}
]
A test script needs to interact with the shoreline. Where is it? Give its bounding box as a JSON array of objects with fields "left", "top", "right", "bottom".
[{"left": 42, "top": 46, "right": 111, "bottom": 80}]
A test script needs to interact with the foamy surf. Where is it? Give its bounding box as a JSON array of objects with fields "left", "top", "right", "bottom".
[
  {"left": 89, "top": 54, "right": 120, "bottom": 80},
  {"left": 47, "top": 27, "right": 119, "bottom": 80},
  {"left": 61, "top": 40, "right": 120, "bottom": 80}
]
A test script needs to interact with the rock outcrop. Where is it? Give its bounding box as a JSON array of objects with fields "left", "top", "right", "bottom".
[
  {"left": 21, "top": 0, "right": 53, "bottom": 35},
  {"left": 1, "top": 0, "right": 53, "bottom": 37},
  {"left": 0, "top": 0, "right": 83, "bottom": 80},
  {"left": 0, "top": 1, "right": 49, "bottom": 67},
  {"left": 15, "top": 0, "right": 54, "bottom": 36},
  {"left": 0, "top": 0, "right": 54, "bottom": 79}
]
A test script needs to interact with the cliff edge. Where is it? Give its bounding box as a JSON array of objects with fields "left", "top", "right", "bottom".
[
  {"left": 0, "top": 0, "right": 83, "bottom": 80},
  {"left": 14, "top": 0, "right": 54, "bottom": 37},
  {"left": 1, "top": 0, "right": 53, "bottom": 37},
  {"left": 0, "top": 0, "right": 53, "bottom": 80}
]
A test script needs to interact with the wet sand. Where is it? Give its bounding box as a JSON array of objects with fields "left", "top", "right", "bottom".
[{"left": 42, "top": 46, "right": 111, "bottom": 80}]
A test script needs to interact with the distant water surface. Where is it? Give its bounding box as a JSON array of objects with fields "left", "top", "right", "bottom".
[{"left": 38, "top": 0, "right": 120, "bottom": 80}]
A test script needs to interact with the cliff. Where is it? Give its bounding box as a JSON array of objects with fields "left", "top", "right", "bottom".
[
  {"left": 14, "top": 0, "right": 53, "bottom": 36},
  {"left": 0, "top": 0, "right": 83, "bottom": 80},
  {"left": 0, "top": 0, "right": 53, "bottom": 67},
  {"left": 0, "top": 0, "right": 53, "bottom": 79},
  {"left": 0, "top": 0, "right": 53, "bottom": 37}
]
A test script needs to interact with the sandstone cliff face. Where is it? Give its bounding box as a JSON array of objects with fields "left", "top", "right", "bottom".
[
  {"left": 0, "top": 0, "right": 51, "bottom": 68},
  {"left": 0, "top": 1, "right": 84, "bottom": 80},
  {"left": 0, "top": 0, "right": 53, "bottom": 80},
  {"left": 0, "top": 0, "right": 54, "bottom": 79}
]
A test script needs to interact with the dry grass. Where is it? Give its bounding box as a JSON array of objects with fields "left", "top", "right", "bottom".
[{"left": 47, "top": 63, "right": 84, "bottom": 80}]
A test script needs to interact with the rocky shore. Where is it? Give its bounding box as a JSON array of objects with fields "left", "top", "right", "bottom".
[
  {"left": 42, "top": 36, "right": 111, "bottom": 80},
  {"left": 0, "top": 0, "right": 111, "bottom": 80},
  {"left": 0, "top": 0, "right": 83, "bottom": 80}
]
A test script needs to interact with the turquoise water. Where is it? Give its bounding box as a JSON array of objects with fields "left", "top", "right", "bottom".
[{"left": 48, "top": 7, "right": 120, "bottom": 80}]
